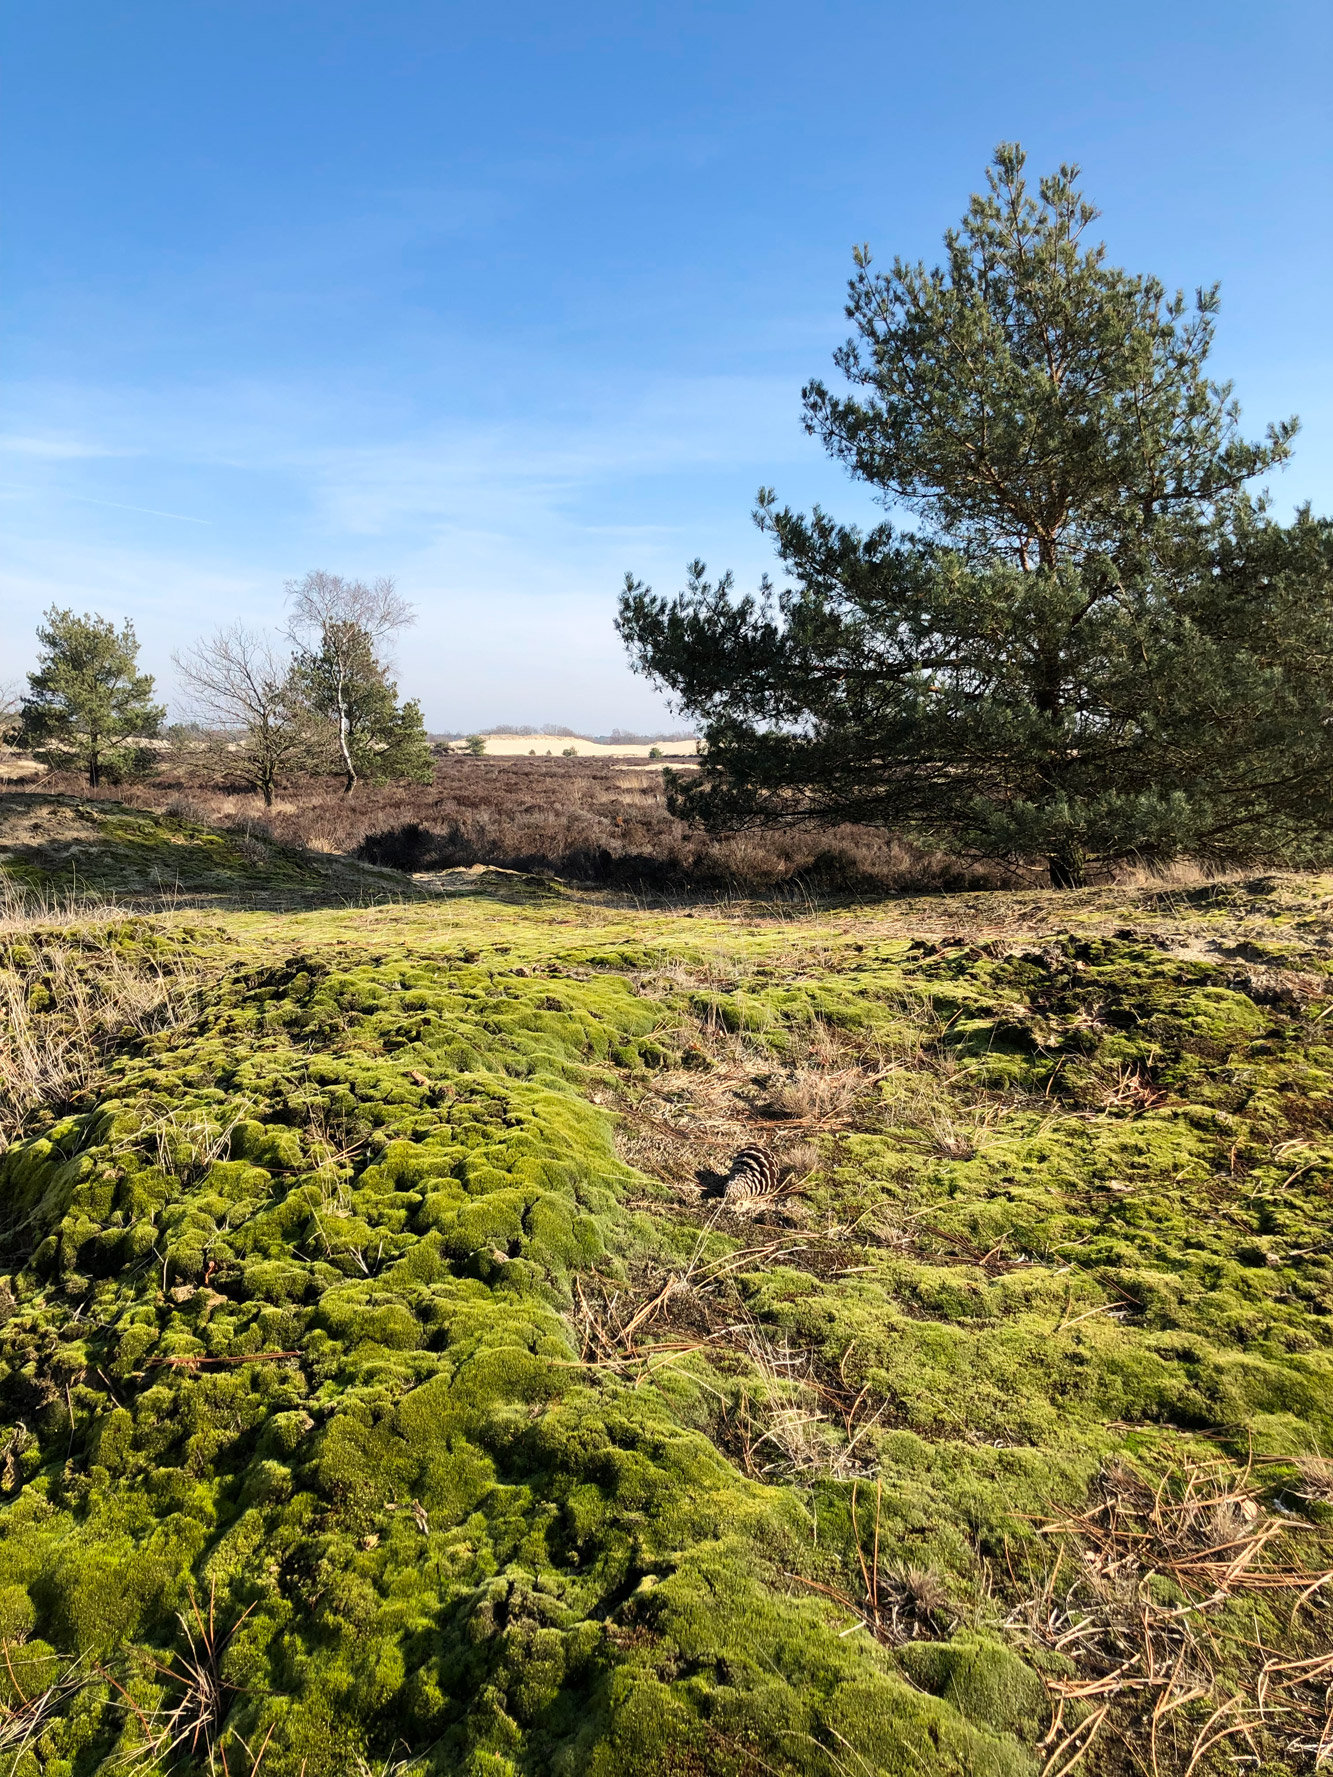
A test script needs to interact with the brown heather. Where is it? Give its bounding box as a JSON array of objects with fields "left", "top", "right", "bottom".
[{"left": 11, "top": 757, "right": 1020, "bottom": 895}]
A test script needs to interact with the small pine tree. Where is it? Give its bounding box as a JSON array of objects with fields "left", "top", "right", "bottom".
[
  {"left": 375, "top": 696, "right": 434, "bottom": 785},
  {"left": 21, "top": 608, "right": 164, "bottom": 787}
]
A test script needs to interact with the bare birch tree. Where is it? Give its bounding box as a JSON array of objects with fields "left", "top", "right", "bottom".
[{"left": 285, "top": 571, "right": 415, "bottom": 794}]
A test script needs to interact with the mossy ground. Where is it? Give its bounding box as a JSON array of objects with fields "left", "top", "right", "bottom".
[
  {"left": 2, "top": 831, "right": 1333, "bottom": 1774},
  {"left": 0, "top": 795, "right": 415, "bottom": 902}
]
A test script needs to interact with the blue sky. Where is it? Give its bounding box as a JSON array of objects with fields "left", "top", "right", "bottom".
[{"left": 3, "top": 0, "right": 1329, "bottom": 732}]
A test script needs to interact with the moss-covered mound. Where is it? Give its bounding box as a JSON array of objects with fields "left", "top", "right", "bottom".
[
  {"left": 0, "top": 795, "right": 388, "bottom": 900},
  {"left": 1, "top": 884, "right": 1332, "bottom": 1774}
]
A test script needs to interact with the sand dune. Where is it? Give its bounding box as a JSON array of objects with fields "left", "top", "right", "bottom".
[{"left": 446, "top": 731, "right": 699, "bottom": 758}]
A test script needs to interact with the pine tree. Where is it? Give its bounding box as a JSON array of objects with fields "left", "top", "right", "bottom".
[
  {"left": 368, "top": 691, "right": 433, "bottom": 786},
  {"left": 20, "top": 608, "right": 164, "bottom": 787},
  {"left": 802, "top": 143, "right": 1293, "bottom": 572},
  {"left": 618, "top": 147, "right": 1332, "bottom": 886}
]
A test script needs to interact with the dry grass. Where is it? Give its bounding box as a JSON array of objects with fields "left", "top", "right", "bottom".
[
  {"left": 611, "top": 963, "right": 914, "bottom": 1206},
  {"left": 0, "top": 1644, "right": 92, "bottom": 1763},
  {"left": 1109, "top": 858, "right": 1238, "bottom": 891},
  {"left": 761, "top": 1067, "right": 870, "bottom": 1125},
  {"left": 570, "top": 1235, "right": 888, "bottom": 1483},
  {"left": 1080, "top": 1059, "right": 1171, "bottom": 1117},
  {"left": 1007, "top": 1456, "right": 1333, "bottom": 1775},
  {"left": 877, "top": 1061, "right": 1018, "bottom": 1161},
  {"left": 0, "top": 887, "right": 216, "bottom": 1152},
  {"left": 0, "top": 877, "right": 140, "bottom": 935},
  {"left": 615, "top": 969, "right": 1023, "bottom": 1229},
  {"left": 599, "top": 968, "right": 1023, "bottom": 1477},
  {"left": 144, "top": 1106, "right": 255, "bottom": 1187},
  {"left": 106, "top": 1585, "right": 269, "bottom": 1773},
  {"left": 783, "top": 1479, "right": 961, "bottom": 1650},
  {"left": 569, "top": 1156, "right": 906, "bottom": 1485},
  {"left": 1274, "top": 1457, "right": 1333, "bottom": 1510}
]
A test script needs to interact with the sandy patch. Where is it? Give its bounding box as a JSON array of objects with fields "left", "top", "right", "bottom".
[{"left": 444, "top": 732, "right": 699, "bottom": 759}]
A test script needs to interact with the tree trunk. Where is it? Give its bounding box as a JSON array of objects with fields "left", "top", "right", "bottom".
[
  {"left": 88, "top": 748, "right": 100, "bottom": 789},
  {"left": 256, "top": 719, "right": 276, "bottom": 808},
  {"left": 1048, "top": 843, "right": 1087, "bottom": 890},
  {"left": 338, "top": 685, "right": 357, "bottom": 795},
  {"left": 1033, "top": 629, "right": 1083, "bottom": 888}
]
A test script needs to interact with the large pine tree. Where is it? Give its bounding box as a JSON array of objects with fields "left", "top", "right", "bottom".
[{"left": 618, "top": 147, "right": 1333, "bottom": 886}]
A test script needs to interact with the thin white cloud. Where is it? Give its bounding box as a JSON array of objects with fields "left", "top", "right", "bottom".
[
  {"left": 54, "top": 493, "right": 211, "bottom": 524},
  {"left": 0, "top": 433, "right": 127, "bottom": 460},
  {"left": 0, "top": 360, "right": 868, "bottom": 730}
]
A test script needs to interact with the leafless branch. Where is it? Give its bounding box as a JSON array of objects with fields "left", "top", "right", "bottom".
[{"left": 284, "top": 570, "right": 413, "bottom": 652}]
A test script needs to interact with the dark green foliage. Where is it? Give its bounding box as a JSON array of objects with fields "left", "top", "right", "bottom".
[
  {"left": 286, "top": 572, "right": 429, "bottom": 796},
  {"left": 801, "top": 144, "right": 1292, "bottom": 572},
  {"left": 20, "top": 610, "right": 164, "bottom": 788},
  {"left": 370, "top": 691, "right": 433, "bottom": 788},
  {"left": 619, "top": 148, "right": 1333, "bottom": 886},
  {"left": 622, "top": 503, "right": 1333, "bottom": 885}
]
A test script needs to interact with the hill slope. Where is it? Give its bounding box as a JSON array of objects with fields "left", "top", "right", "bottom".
[
  {"left": 0, "top": 793, "right": 409, "bottom": 903},
  {"left": 1, "top": 871, "right": 1332, "bottom": 1774}
]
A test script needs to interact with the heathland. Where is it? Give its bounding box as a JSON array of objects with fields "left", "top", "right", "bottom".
[
  {"left": 1, "top": 788, "right": 1332, "bottom": 1776},
  {"left": 0, "top": 758, "right": 1009, "bottom": 900},
  {"left": 6, "top": 138, "right": 1333, "bottom": 1777}
]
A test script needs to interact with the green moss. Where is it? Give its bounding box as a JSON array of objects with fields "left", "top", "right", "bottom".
[
  {"left": 900, "top": 1636, "right": 1045, "bottom": 1739},
  {"left": 0, "top": 883, "right": 1331, "bottom": 1771},
  {"left": 0, "top": 791, "right": 413, "bottom": 900}
]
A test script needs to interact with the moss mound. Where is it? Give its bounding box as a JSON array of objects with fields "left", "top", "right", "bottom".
[
  {"left": 0, "top": 883, "right": 1331, "bottom": 1772},
  {"left": 0, "top": 794, "right": 388, "bottom": 900}
]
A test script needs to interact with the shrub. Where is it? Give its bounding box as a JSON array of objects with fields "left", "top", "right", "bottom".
[{"left": 356, "top": 822, "right": 440, "bottom": 872}]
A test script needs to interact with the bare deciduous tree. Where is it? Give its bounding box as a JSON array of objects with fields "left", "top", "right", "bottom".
[
  {"left": 173, "top": 625, "right": 306, "bottom": 806},
  {"left": 0, "top": 682, "right": 23, "bottom": 772},
  {"left": 285, "top": 571, "right": 414, "bottom": 794}
]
